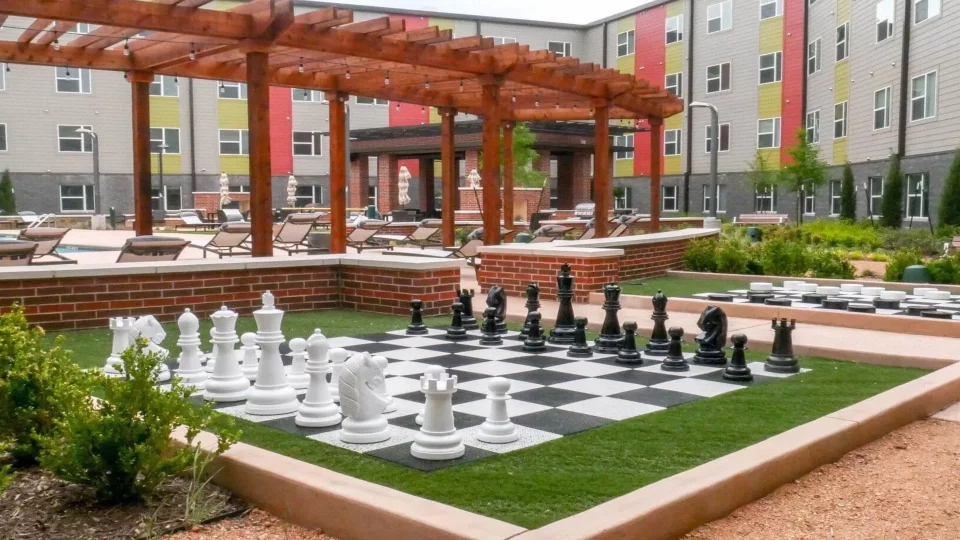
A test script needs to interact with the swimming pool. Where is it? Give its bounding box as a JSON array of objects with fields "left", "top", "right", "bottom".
[{"left": 55, "top": 245, "right": 115, "bottom": 253}]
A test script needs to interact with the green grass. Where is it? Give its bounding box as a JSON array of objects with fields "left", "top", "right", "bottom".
[
  {"left": 620, "top": 275, "right": 752, "bottom": 298},
  {"left": 45, "top": 310, "right": 927, "bottom": 529}
]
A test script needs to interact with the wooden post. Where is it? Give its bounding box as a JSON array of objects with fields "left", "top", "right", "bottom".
[
  {"left": 502, "top": 121, "right": 515, "bottom": 230},
  {"left": 329, "top": 92, "right": 347, "bottom": 254},
  {"left": 481, "top": 84, "right": 501, "bottom": 246},
  {"left": 440, "top": 108, "right": 457, "bottom": 247},
  {"left": 593, "top": 105, "right": 610, "bottom": 238},
  {"left": 129, "top": 72, "right": 153, "bottom": 236},
  {"left": 649, "top": 117, "right": 663, "bottom": 233},
  {"left": 246, "top": 52, "right": 273, "bottom": 257}
]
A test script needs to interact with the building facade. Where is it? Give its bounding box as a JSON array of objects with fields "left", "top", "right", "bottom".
[{"left": 0, "top": 0, "right": 957, "bottom": 223}]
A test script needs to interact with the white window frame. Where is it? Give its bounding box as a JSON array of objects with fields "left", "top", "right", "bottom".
[
  {"left": 705, "top": 123, "right": 730, "bottom": 153},
  {"left": 806, "top": 110, "right": 820, "bottom": 143},
  {"left": 0, "top": 123, "right": 6, "bottom": 152},
  {"left": 662, "top": 185, "right": 678, "bottom": 212},
  {"left": 803, "top": 185, "right": 816, "bottom": 215},
  {"left": 758, "top": 51, "right": 782, "bottom": 84},
  {"left": 755, "top": 185, "right": 777, "bottom": 213},
  {"left": 702, "top": 184, "right": 727, "bottom": 214},
  {"left": 664, "top": 129, "right": 682, "bottom": 156},
  {"left": 60, "top": 185, "right": 95, "bottom": 212},
  {"left": 293, "top": 131, "right": 324, "bottom": 157},
  {"left": 706, "top": 62, "right": 731, "bottom": 94},
  {"left": 665, "top": 72, "right": 682, "bottom": 97},
  {"left": 548, "top": 41, "right": 572, "bottom": 57},
  {"left": 757, "top": 118, "right": 781, "bottom": 149},
  {"left": 57, "top": 124, "right": 93, "bottom": 153},
  {"left": 760, "top": 0, "right": 783, "bottom": 20},
  {"left": 807, "top": 38, "right": 821, "bottom": 75},
  {"left": 906, "top": 173, "right": 929, "bottom": 219},
  {"left": 55, "top": 67, "right": 91, "bottom": 94},
  {"left": 614, "top": 134, "right": 634, "bottom": 160},
  {"left": 614, "top": 186, "right": 633, "bottom": 209},
  {"left": 152, "top": 185, "right": 183, "bottom": 212},
  {"left": 874, "top": 87, "right": 892, "bottom": 130},
  {"left": 218, "top": 81, "right": 247, "bottom": 100},
  {"left": 0, "top": 63, "right": 5, "bottom": 91},
  {"left": 617, "top": 30, "right": 636, "bottom": 57},
  {"left": 836, "top": 23, "right": 849, "bottom": 62},
  {"left": 868, "top": 176, "right": 884, "bottom": 215},
  {"left": 149, "top": 127, "right": 181, "bottom": 155},
  {"left": 355, "top": 96, "right": 388, "bottom": 106},
  {"left": 910, "top": 70, "right": 937, "bottom": 121},
  {"left": 665, "top": 15, "right": 684, "bottom": 44},
  {"left": 149, "top": 74, "right": 179, "bottom": 97},
  {"left": 490, "top": 37, "right": 517, "bottom": 46},
  {"left": 834, "top": 101, "right": 848, "bottom": 139},
  {"left": 914, "top": 0, "right": 941, "bottom": 25},
  {"left": 219, "top": 129, "right": 250, "bottom": 155},
  {"left": 876, "top": 0, "right": 895, "bottom": 43},
  {"left": 829, "top": 180, "right": 842, "bottom": 216},
  {"left": 368, "top": 185, "right": 378, "bottom": 211},
  {"left": 707, "top": 1, "right": 733, "bottom": 34},
  {"left": 295, "top": 185, "right": 323, "bottom": 207},
  {"left": 75, "top": 23, "right": 91, "bottom": 34},
  {"left": 292, "top": 88, "right": 326, "bottom": 102}
]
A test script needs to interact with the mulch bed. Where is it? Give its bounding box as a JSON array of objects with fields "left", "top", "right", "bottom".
[{"left": 0, "top": 469, "right": 246, "bottom": 540}]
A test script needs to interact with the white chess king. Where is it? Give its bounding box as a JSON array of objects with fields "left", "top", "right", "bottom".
[{"left": 245, "top": 291, "right": 300, "bottom": 415}]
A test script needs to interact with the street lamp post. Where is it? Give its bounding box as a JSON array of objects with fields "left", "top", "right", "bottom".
[
  {"left": 75, "top": 128, "right": 100, "bottom": 214},
  {"left": 156, "top": 143, "right": 168, "bottom": 220},
  {"left": 689, "top": 102, "right": 720, "bottom": 226}
]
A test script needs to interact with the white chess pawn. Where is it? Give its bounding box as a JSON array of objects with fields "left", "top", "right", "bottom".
[
  {"left": 328, "top": 348, "right": 350, "bottom": 403},
  {"left": 203, "top": 306, "right": 250, "bottom": 402},
  {"left": 371, "top": 354, "right": 396, "bottom": 413},
  {"left": 205, "top": 327, "right": 218, "bottom": 373},
  {"left": 296, "top": 330, "right": 341, "bottom": 427},
  {"left": 476, "top": 377, "right": 519, "bottom": 444},
  {"left": 287, "top": 338, "right": 310, "bottom": 390},
  {"left": 175, "top": 308, "right": 207, "bottom": 390},
  {"left": 240, "top": 332, "right": 259, "bottom": 381},
  {"left": 416, "top": 365, "right": 446, "bottom": 426},
  {"left": 246, "top": 291, "right": 300, "bottom": 415},
  {"left": 411, "top": 372, "right": 464, "bottom": 460}
]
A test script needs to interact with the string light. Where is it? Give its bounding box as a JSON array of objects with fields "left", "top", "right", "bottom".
[
  {"left": 459, "top": 79, "right": 464, "bottom": 91},
  {"left": 511, "top": 91, "right": 517, "bottom": 103},
  {"left": 298, "top": 57, "right": 304, "bottom": 73},
  {"left": 123, "top": 39, "right": 130, "bottom": 56},
  {"left": 421, "top": 105, "right": 425, "bottom": 113},
  {"left": 345, "top": 67, "right": 351, "bottom": 79},
  {"left": 219, "top": 80, "right": 225, "bottom": 93},
  {"left": 64, "top": 66, "right": 70, "bottom": 77},
  {"left": 4, "top": 64, "right": 9, "bottom": 73},
  {"left": 188, "top": 43, "right": 196, "bottom": 61},
  {"left": 396, "top": 101, "right": 400, "bottom": 111},
  {"left": 424, "top": 76, "right": 430, "bottom": 89},
  {"left": 53, "top": 39, "right": 60, "bottom": 51},
  {"left": 534, "top": 94, "right": 540, "bottom": 107},
  {"left": 384, "top": 71, "right": 390, "bottom": 85}
]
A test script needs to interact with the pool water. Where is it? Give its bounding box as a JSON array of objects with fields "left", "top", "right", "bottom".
[{"left": 55, "top": 245, "right": 114, "bottom": 253}]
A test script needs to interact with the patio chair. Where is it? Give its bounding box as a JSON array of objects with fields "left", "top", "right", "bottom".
[
  {"left": 0, "top": 238, "right": 38, "bottom": 267},
  {"left": 385, "top": 238, "right": 485, "bottom": 277},
  {"left": 576, "top": 219, "right": 596, "bottom": 240},
  {"left": 465, "top": 226, "right": 515, "bottom": 243},
  {"left": 17, "top": 227, "right": 76, "bottom": 265},
  {"left": 175, "top": 211, "right": 218, "bottom": 231},
  {"left": 116, "top": 236, "right": 190, "bottom": 263},
  {"left": 346, "top": 220, "right": 391, "bottom": 253},
  {"left": 373, "top": 219, "right": 443, "bottom": 249},
  {"left": 530, "top": 225, "right": 573, "bottom": 243},
  {"left": 273, "top": 213, "right": 327, "bottom": 256},
  {"left": 608, "top": 217, "right": 631, "bottom": 238},
  {"left": 197, "top": 222, "right": 252, "bottom": 259},
  {"left": 218, "top": 208, "right": 246, "bottom": 224},
  {"left": 16, "top": 211, "right": 39, "bottom": 227}
]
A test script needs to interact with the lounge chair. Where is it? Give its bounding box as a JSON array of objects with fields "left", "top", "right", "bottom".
[
  {"left": 197, "top": 222, "right": 252, "bottom": 259},
  {"left": 346, "top": 220, "right": 391, "bottom": 253},
  {"left": 0, "top": 238, "right": 38, "bottom": 266},
  {"left": 386, "top": 239, "right": 484, "bottom": 276},
  {"left": 530, "top": 225, "right": 573, "bottom": 243},
  {"left": 17, "top": 211, "right": 39, "bottom": 227},
  {"left": 116, "top": 236, "right": 190, "bottom": 263},
  {"left": 175, "top": 211, "right": 218, "bottom": 231},
  {"left": 218, "top": 208, "right": 246, "bottom": 224},
  {"left": 466, "top": 227, "right": 515, "bottom": 243},
  {"left": 16, "top": 227, "right": 76, "bottom": 265},
  {"left": 273, "top": 213, "right": 327, "bottom": 256},
  {"left": 373, "top": 219, "right": 442, "bottom": 249}
]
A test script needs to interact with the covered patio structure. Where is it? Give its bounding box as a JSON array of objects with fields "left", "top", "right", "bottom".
[{"left": 0, "top": 0, "right": 683, "bottom": 255}]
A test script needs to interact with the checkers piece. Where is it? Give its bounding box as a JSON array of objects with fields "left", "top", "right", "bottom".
[
  {"left": 821, "top": 297, "right": 849, "bottom": 310},
  {"left": 921, "top": 310, "right": 954, "bottom": 320},
  {"left": 801, "top": 293, "right": 826, "bottom": 305},
  {"left": 764, "top": 297, "right": 793, "bottom": 307},
  {"left": 707, "top": 293, "right": 734, "bottom": 302},
  {"left": 847, "top": 303, "right": 877, "bottom": 314}
]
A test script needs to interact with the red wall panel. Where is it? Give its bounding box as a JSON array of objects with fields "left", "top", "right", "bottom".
[
  {"left": 780, "top": 0, "right": 805, "bottom": 164},
  {"left": 269, "top": 85, "right": 293, "bottom": 175},
  {"left": 634, "top": 7, "right": 666, "bottom": 176}
]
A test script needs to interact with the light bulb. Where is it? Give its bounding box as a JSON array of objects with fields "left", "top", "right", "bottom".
[
  {"left": 459, "top": 79, "right": 464, "bottom": 91},
  {"left": 53, "top": 39, "right": 60, "bottom": 51},
  {"left": 345, "top": 68, "right": 351, "bottom": 79},
  {"left": 123, "top": 40, "right": 130, "bottom": 56},
  {"left": 298, "top": 58, "right": 304, "bottom": 73},
  {"left": 384, "top": 71, "right": 390, "bottom": 85},
  {"left": 189, "top": 43, "right": 196, "bottom": 61},
  {"left": 396, "top": 102, "right": 400, "bottom": 111}
]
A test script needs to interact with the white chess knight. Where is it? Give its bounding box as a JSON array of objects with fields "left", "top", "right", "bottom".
[
  {"left": 370, "top": 354, "right": 397, "bottom": 413},
  {"left": 103, "top": 316, "right": 137, "bottom": 376},
  {"left": 476, "top": 377, "right": 519, "bottom": 444},
  {"left": 175, "top": 308, "right": 207, "bottom": 390},
  {"left": 328, "top": 347, "right": 350, "bottom": 403},
  {"left": 133, "top": 315, "right": 171, "bottom": 383},
  {"left": 203, "top": 306, "right": 250, "bottom": 402},
  {"left": 416, "top": 365, "right": 446, "bottom": 426},
  {"left": 239, "top": 332, "right": 259, "bottom": 381},
  {"left": 246, "top": 291, "right": 300, "bottom": 415},
  {"left": 411, "top": 371, "right": 464, "bottom": 460},
  {"left": 286, "top": 338, "right": 310, "bottom": 390},
  {"left": 338, "top": 352, "right": 390, "bottom": 443},
  {"left": 295, "top": 329, "right": 341, "bottom": 428}
]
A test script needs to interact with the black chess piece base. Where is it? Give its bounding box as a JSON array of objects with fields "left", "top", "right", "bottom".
[
  {"left": 616, "top": 350, "right": 642, "bottom": 364},
  {"left": 480, "top": 334, "right": 503, "bottom": 346},
  {"left": 407, "top": 324, "right": 428, "bottom": 335},
  {"left": 548, "top": 327, "right": 576, "bottom": 345},
  {"left": 523, "top": 341, "right": 547, "bottom": 353},
  {"left": 461, "top": 316, "right": 479, "bottom": 331},
  {"left": 693, "top": 348, "right": 726, "bottom": 365},
  {"left": 723, "top": 364, "right": 754, "bottom": 381},
  {"left": 661, "top": 356, "right": 690, "bottom": 372},
  {"left": 445, "top": 329, "right": 468, "bottom": 341},
  {"left": 644, "top": 339, "right": 669, "bottom": 356},
  {"left": 567, "top": 344, "right": 593, "bottom": 358},
  {"left": 764, "top": 354, "right": 799, "bottom": 374},
  {"left": 496, "top": 321, "right": 507, "bottom": 334},
  {"left": 593, "top": 334, "right": 622, "bottom": 354}
]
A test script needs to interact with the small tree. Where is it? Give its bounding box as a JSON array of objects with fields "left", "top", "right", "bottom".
[
  {"left": 938, "top": 148, "right": 960, "bottom": 227},
  {"left": 840, "top": 163, "right": 857, "bottom": 221},
  {"left": 746, "top": 150, "right": 780, "bottom": 212},
  {"left": 0, "top": 169, "right": 15, "bottom": 215},
  {"left": 500, "top": 123, "right": 548, "bottom": 188},
  {"left": 779, "top": 128, "right": 828, "bottom": 225},
  {"left": 880, "top": 153, "right": 904, "bottom": 229}
]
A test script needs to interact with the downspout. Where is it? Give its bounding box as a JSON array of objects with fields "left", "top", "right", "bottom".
[
  {"left": 475, "top": 20, "right": 481, "bottom": 36},
  {"left": 188, "top": 78, "right": 197, "bottom": 198},
  {"left": 682, "top": 0, "right": 695, "bottom": 214},
  {"left": 896, "top": 0, "right": 912, "bottom": 158},
  {"left": 801, "top": 0, "right": 809, "bottom": 131},
  {"left": 602, "top": 22, "right": 608, "bottom": 69}
]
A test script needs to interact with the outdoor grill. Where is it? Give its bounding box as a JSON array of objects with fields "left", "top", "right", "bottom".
[{"left": 573, "top": 202, "right": 596, "bottom": 220}]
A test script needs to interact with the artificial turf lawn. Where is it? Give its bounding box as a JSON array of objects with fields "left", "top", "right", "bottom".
[
  {"left": 46, "top": 310, "right": 927, "bottom": 529},
  {"left": 621, "top": 275, "right": 753, "bottom": 298}
]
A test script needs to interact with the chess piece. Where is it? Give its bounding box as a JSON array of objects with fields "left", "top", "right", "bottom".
[
  {"left": 487, "top": 285, "right": 508, "bottom": 334},
  {"left": 724, "top": 333, "right": 753, "bottom": 382},
  {"left": 594, "top": 283, "right": 623, "bottom": 353},
  {"left": 645, "top": 289, "right": 670, "bottom": 356},
  {"left": 134, "top": 315, "right": 171, "bottom": 382},
  {"left": 693, "top": 305, "right": 728, "bottom": 365},
  {"left": 765, "top": 318, "right": 799, "bottom": 374},
  {"left": 371, "top": 354, "right": 397, "bottom": 413},
  {"left": 522, "top": 311, "right": 547, "bottom": 353},
  {"left": 616, "top": 321, "right": 642, "bottom": 364},
  {"left": 567, "top": 316, "right": 593, "bottom": 358},
  {"left": 476, "top": 377, "right": 519, "bottom": 444},
  {"left": 328, "top": 347, "right": 349, "bottom": 403},
  {"left": 457, "top": 287, "right": 478, "bottom": 330},
  {"left": 520, "top": 282, "right": 541, "bottom": 339},
  {"left": 410, "top": 371, "right": 465, "bottom": 460},
  {"left": 104, "top": 316, "right": 136, "bottom": 376},
  {"left": 416, "top": 365, "right": 446, "bottom": 426},
  {"left": 246, "top": 292, "right": 300, "bottom": 415},
  {"left": 660, "top": 327, "right": 689, "bottom": 372},
  {"left": 479, "top": 307, "right": 503, "bottom": 346},
  {"left": 286, "top": 337, "right": 310, "bottom": 390},
  {"left": 296, "top": 330, "right": 341, "bottom": 427},
  {"left": 239, "top": 332, "right": 259, "bottom": 381},
  {"left": 339, "top": 352, "right": 391, "bottom": 443},
  {"left": 175, "top": 309, "right": 206, "bottom": 390},
  {"left": 203, "top": 306, "right": 250, "bottom": 402},
  {"left": 204, "top": 328, "right": 218, "bottom": 373},
  {"left": 549, "top": 264, "right": 577, "bottom": 345},
  {"left": 407, "top": 299, "right": 428, "bottom": 335},
  {"left": 445, "top": 302, "right": 469, "bottom": 341}
]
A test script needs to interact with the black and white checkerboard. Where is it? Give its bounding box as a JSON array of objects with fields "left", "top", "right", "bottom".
[{"left": 193, "top": 328, "right": 808, "bottom": 471}]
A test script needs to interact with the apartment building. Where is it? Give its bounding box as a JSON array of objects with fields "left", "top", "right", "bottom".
[{"left": 0, "top": 0, "right": 957, "bottom": 223}]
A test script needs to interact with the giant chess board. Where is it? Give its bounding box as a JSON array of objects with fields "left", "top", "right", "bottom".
[{"left": 189, "top": 327, "right": 808, "bottom": 471}]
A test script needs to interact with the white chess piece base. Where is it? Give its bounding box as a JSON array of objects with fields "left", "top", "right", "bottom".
[
  {"left": 411, "top": 432, "right": 465, "bottom": 460},
  {"left": 245, "top": 385, "right": 300, "bottom": 415},
  {"left": 339, "top": 417, "right": 390, "bottom": 443},
  {"left": 477, "top": 419, "right": 519, "bottom": 444},
  {"left": 295, "top": 402, "right": 342, "bottom": 427}
]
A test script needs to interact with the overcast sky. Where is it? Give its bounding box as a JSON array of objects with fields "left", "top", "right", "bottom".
[{"left": 311, "top": 0, "right": 655, "bottom": 25}]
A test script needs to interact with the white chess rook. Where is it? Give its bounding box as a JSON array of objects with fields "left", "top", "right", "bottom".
[
  {"left": 328, "top": 347, "right": 350, "bottom": 403},
  {"left": 296, "top": 329, "right": 341, "bottom": 427},
  {"left": 476, "top": 377, "right": 519, "bottom": 444},
  {"left": 416, "top": 365, "right": 446, "bottom": 426},
  {"left": 203, "top": 306, "right": 250, "bottom": 402},
  {"left": 240, "top": 332, "right": 259, "bottom": 381},
  {"left": 104, "top": 316, "right": 136, "bottom": 376},
  {"left": 339, "top": 353, "right": 391, "bottom": 443},
  {"left": 371, "top": 354, "right": 397, "bottom": 413},
  {"left": 246, "top": 292, "right": 300, "bottom": 415},
  {"left": 411, "top": 373, "right": 465, "bottom": 461},
  {"left": 287, "top": 338, "right": 310, "bottom": 390},
  {"left": 175, "top": 309, "right": 207, "bottom": 390}
]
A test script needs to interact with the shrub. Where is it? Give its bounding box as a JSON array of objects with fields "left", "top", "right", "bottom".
[
  {"left": 797, "top": 220, "right": 883, "bottom": 250},
  {"left": 860, "top": 269, "right": 879, "bottom": 279},
  {"left": 683, "top": 238, "right": 718, "bottom": 272},
  {"left": 880, "top": 154, "right": 904, "bottom": 229},
  {"left": 926, "top": 255, "right": 960, "bottom": 285},
  {"left": 868, "top": 252, "right": 889, "bottom": 262},
  {"left": 41, "top": 340, "right": 239, "bottom": 503},
  {"left": 938, "top": 148, "right": 960, "bottom": 227},
  {"left": 808, "top": 249, "right": 856, "bottom": 279},
  {"left": 0, "top": 170, "right": 14, "bottom": 215},
  {"left": 715, "top": 239, "right": 750, "bottom": 274},
  {"left": 847, "top": 250, "right": 865, "bottom": 260},
  {"left": 759, "top": 238, "right": 808, "bottom": 277},
  {"left": 0, "top": 305, "right": 91, "bottom": 465},
  {"left": 880, "top": 228, "right": 941, "bottom": 256},
  {"left": 884, "top": 250, "right": 923, "bottom": 282},
  {"left": 840, "top": 163, "right": 857, "bottom": 221}
]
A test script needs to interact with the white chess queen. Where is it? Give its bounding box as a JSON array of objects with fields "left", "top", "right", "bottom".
[{"left": 338, "top": 353, "right": 390, "bottom": 444}]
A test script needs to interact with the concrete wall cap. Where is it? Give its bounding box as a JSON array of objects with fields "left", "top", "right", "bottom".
[
  {"left": 338, "top": 254, "right": 465, "bottom": 270},
  {"left": 553, "top": 228, "right": 719, "bottom": 249},
  {"left": 477, "top": 244, "right": 624, "bottom": 257}
]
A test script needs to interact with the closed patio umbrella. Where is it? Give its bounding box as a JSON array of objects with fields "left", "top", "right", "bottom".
[
  {"left": 286, "top": 175, "right": 298, "bottom": 207},
  {"left": 398, "top": 166, "right": 412, "bottom": 209}
]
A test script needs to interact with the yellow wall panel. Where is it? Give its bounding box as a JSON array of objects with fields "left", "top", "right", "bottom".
[
  {"left": 617, "top": 16, "right": 635, "bottom": 32},
  {"left": 429, "top": 107, "right": 442, "bottom": 124},
  {"left": 151, "top": 154, "right": 181, "bottom": 175},
  {"left": 220, "top": 155, "right": 249, "bottom": 175},
  {"left": 758, "top": 83, "right": 782, "bottom": 119},
  {"left": 150, "top": 97, "right": 180, "bottom": 127},
  {"left": 665, "top": 43, "right": 683, "bottom": 74},
  {"left": 665, "top": 113, "right": 683, "bottom": 130},
  {"left": 833, "top": 139, "right": 848, "bottom": 165},
  {"left": 758, "top": 18, "right": 784, "bottom": 54},
  {"left": 430, "top": 18, "right": 456, "bottom": 32},
  {"left": 759, "top": 148, "right": 781, "bottom": 169},
  {"left": 666, "top": 1, "right": 684, "bottom": 17},
  {"left": 218, "top": 100, "right": 248, "bottom": 129},
  {"left": 616, "top": 55, "right": 635, "bottom": 75},
  {"left": 834, "top": 61, "right": 849, "bottom": 100},
  {"left": 664, "top": 155, "right": 682, "bottom": 175},
  {"left": 614, "top": 159, "right": 634, "bottom": 177},
  {"left": 212, "top": 0, "right": 242, "bottom": 10},
  {"left": 836, "top": 0, "right": 851, "bottom": 23}
]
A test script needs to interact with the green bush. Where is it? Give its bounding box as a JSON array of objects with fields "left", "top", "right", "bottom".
[
  {"left": 926, "top": 255, "right": 960, "bottom": 285},
  {"left": 840, "top": 163, "right": 857, "bottom": 221},
  {"left": 880, "top": 228, "right": 941, "bottom": 256},
  {"left": 808, "top": 249, "right": 856, "bottom": 279},
  {"left": 880, "top": 154, "right": 904, "bottom": 229},
  {"left": 759, "top": 238, "right": 808, "bottom": 277},
  {"left": 884, "top": 250, "right": 923, "bottom": 282},
  {"left": 794, "top": 220, "right": 883, "bottom": 250},
  {"left": 938, "top": 148, "right": 960, "bottom": 227},
  {"left": 0, "top": 170, "right": 14, "bottom": 215},
  {"left": 715, "top": 239, "right": 750, "bottom": 274},
  {"left": 867, "top": 252, "right": 889, "bottom": 262},
  {"left": 0, "top": 305, "right": 91, "bottom": 465},
  {"left": 847, "top": 250, "right": 865, "bottom": 260},
  {"left": 41, "top": 340, "right": 239, "bottom": 503},
  {"left": 683, "top": 238, "right": 718, "bottom": 272}
]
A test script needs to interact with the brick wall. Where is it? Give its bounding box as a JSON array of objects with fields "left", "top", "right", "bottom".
[
  {"left": 194, "top": 192, "right": 251, "bottom": 217},
  {"left": 458, "top": 187, "right": 549, "bottom": 222},
  {"left": 340, "top": 266, "right": 459, "bottom": 315},
  {"left": 463, "top": 150, "right": 479, "bottom": 182},
  {"left": 617, "top": 237, "right": 700, "bottom": 282},
  {"left": 377, "top": 153, "right": 399, "bottom": 214},
  {"left": 349, "top": 158, "right": 369, "bottom": 209},
  {"left": 572, "top": 152, "right": 593, "bottom": 205},
  {"left": 478, "top": 254, "right": 619, "bottom": 303}
]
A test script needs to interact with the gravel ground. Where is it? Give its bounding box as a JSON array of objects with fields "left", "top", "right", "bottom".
[
  {"left": 687, "top": 419, "right": 960, "bottom": 540},
  {"left": 169, "top": 509, "right": 334, "bottom": 540}
]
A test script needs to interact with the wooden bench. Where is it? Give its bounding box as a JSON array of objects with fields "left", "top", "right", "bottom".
[{"left": 733, "top": 213, "right": 790, "bottom": 226}]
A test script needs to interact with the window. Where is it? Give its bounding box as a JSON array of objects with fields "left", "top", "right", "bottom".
[
  {"left": 293, "top": 131, "right": 323, "bottom": 156},
  {"left": 757, "top": 118, "right": 781, "bottom": 148},
  {"left": 807, "top": 38, "right": 821, "bottom": 75},
  {"left": 665, "top": 72, "right": 682, "bottom": 97},
  {"left": 0, "top": 124, "right": 6, "bottom": 152},
  {"left": 759, "top": 52, "right": 782, "bottom": 84},
  {"left": 152, "top": 186, "right": 182, "bottom": 212},
  {"left": 149, "top": 74, "right": 178, "bottom": 97},
  {"left": 830, "top": 180, "right": 842, "bottom": 215},
  {"left": 755, "top": 186, "right": 776, "bottom": 212},
  {"left": 906, "top": 173, "right": 929, "bottom": 218},
  {"left": 806, "top": 110, "right": 820, "bottom": 143},
  {"left": 911, "top": 71, "right": 937, "bottom": 121},
  {"left": 548, "top": 41, "right": 572, "bottom": 57},
  {"left": 355, "top": 96, "right": 388, "bottom": 105},
  {"left": 55, "top": 67, "right": 91, "bottom": 93},
  {"left": 219, "top": 129, "right": 250, "bottom": 155},
  {"left": 57, "top": 125, "right": 93, "bottom": 153},
  {"left": 760, "top": 0, "right": 782, "bottom": 19},
  {"left": 706, "top": 62, "right": 730, "bottom": 93},
  {"left": 0, "top": 63, "right": 5, "bottom": 91},
  {"left": 877, "top": 0, "right": 895, "bottom": 42},
  {"left": 702, "top": 185, "right": 727, "bottom": 213},
  {"left": 228, "top": 185, "right": 249, "bottom": 193},
  {"left": 617, "top": 30, "right": 635, "bottom": 57},
  {"left": 295, "top": 185, "right": 323, "bottom": 207},
  {"left": 218, "top": 81, "right": 247, "bottom": 99},
  {"left": 707, "top": 1, "right": 733, "bottom": 33},
  {"left": 149, "top": 127, "right": 180, "bottom": 154},
  {"left": 662, "top": 185, "right": 678, "bottom": 212},
  {"left": 836, "top": 23, "right": 849, "bottom": 61},
  {"left": 292, "top": 89, "right": 325, "bottom": 102},
  {"left": 868, "top": 176, "right": 884, "bottom": 214},
  {"left": 834, "top": 101, "right": 848, "bottom": 139},
  {"left": 874, "top": 87, "right": 892, "bottom": 130},
  {"left": 368, "top": 186, "right": 378, "bottom": 211},
  {"left": 614, "top": 134, "right": 634, "bottom": 160},
  {"left": 665, "top": 15, "right": 683, "bottom": 44},
  {"left": 60, "top": 185, "right": 94, "bottom": 212},
  {"left": 915, "top": 0, "right": 941, "bottom": 24},
  {"left": 803, "top": 185, "right": 816, "bottom": 215},
  {"left": 490, "top": 37, "right": 517, "bottom": 45},
  {"left": 614, "top": 186, "right": 633, "bottom": 209},
  {"left": 705, "top": 123, "right": 730, "bottom": 153},
  {"left": 664, "top": 129, "right": 682, "bottom": 156}
]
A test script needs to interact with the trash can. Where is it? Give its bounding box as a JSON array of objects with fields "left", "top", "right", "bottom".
[
  {"left": 366, "top": 205, "right": 378, "bottom": 219},
  {"left": 901, "top": 265, "right": 932, "bottom": 283},
  {"left": 514, "top": 232, "right": 533, "bottom": 243},
  {"left": 746, "top": 226, "right": 763, "bottom": 243}
]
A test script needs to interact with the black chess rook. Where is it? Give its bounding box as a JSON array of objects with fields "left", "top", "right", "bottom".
[
  {"left": 764, "top": 318, "right": 799, "bottom": 373},
  {"left": 457, "top": 287, "right": 479, "bottom": 330}
]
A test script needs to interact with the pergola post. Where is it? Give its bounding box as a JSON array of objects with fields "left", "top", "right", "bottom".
[
  {"left": 329, "top": 92, "right": 347, "bottom": 254},
  {"left": 593, "top": 104, "right": 610, "bottom": 238},
  {"left": 502, "top": 121, "right": 515, "bottom": 230},
  {"left": 129, "top": 71, "right": 153, "bottom": 237},
  {"left": 649, "top": 117, "right": 663, "bottom": 233},
  {"left": 440, "top": 108, "right": 457, "bottom": 247},
  {"left": 246, "top": 51, "right": 273, "bottom": 257},
  {"left": 481, "top": 83, "right": 501, "bottom": 246}
]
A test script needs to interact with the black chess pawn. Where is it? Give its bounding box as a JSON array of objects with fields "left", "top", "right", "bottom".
[
  {"left": 567, "top": 317, "right": 593, "bottom": 358},
  {"left": 594, "top": 283, "right": 624, "bottom": 353},
  {"left": 406, "top": 299, "right": 428, "bottom": 335},
  {"left": 457, "top": 287, "right": 479, "bottom": 330},
  {"left": 723, "top": 333, "right": 753, "bottom": 382},
  {"left": 445, "top": 302, "right": 468, "bottom": 341},
  {"left": 548, "top": 264, "right": 577, "bottom": 345},
  {"left": 479, "top": 306, "right": 503, "bottom": 346},
  {"left": 520, "top": 282, "right": 541, "bottom": 339},
  {"left": 765, "top": 318, "right": 799, "bottom": 373},
  {"left": 616, "top": 321, "right": 642, "bottom": 364},
  {"left": 644, "top": 289, "right": 670, "bottom": 356},
  {"left": 522, "top": 312, "right": 547, "bottom": 353},
  {"left": 660, "top": 327, "right": 689, "bottom": 372}
]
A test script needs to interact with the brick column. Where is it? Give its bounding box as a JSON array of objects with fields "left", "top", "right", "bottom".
[
  {"left": 572, "top": 152, "right": 593, "bottom": 206},
  {"left": 349, "top": 156, "right": 368, "bottom": 209},
  {"left": 463, "top": 149, "right": 480, "bottom": 185},
  {"left": 556, "top": 154, "right": 573, "bottom": 209},
  {"left": 419, "top": 158, "right": 435, "bottom": 215},
  {"left": 377, "top": 153, "right": 399, "bottom": 215}
]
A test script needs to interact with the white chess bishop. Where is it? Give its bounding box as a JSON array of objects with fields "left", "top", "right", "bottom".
[
  {"left": 411, "top": 371, "right": 464, "bottom": 460},
  {"left": 133, "top": 315, "right": 171, "bottom": 383},
  {"left": 203, "top": 306, "right": 250, "bottom": 402},
  {"left": 245, "top": 291, "right": 300, "bottom": 415},
  {"left": 328, "top": 347, "right": 350, "bottom": 403},
  {"left": 338, "top": 352, "right": 390, "bottom": 443},
  {"left": 476, "top": 377, "right": 519, "bottom": 443},
  {"left": 295, "top": 329, "right": 341, "bottom": 428},
  {"left": 104, "top": 316, "right": 137, "bottom": 376},
  {"left": 239, "top": 332, "right": 259, "bottom": 381},
  {"left": 286, "top": 338, "right": 310, "bottom": 390},
  {"left": 175, "top": 308, "right": 207, "bottom": 390}
]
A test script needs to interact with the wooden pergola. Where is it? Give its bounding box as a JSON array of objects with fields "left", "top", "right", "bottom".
[{"left": 0, "top": 0, "right": 683, "bottom": 256}]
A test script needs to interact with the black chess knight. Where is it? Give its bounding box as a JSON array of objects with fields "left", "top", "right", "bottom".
[
  {"left": 644, "top": 289, "right": 670, "bottom": 356},
  {"left": 593, "top": 283, "right": 623, "bottom": 353},
  {"left": 487, "top": 285, "right": 508, "bottom": 334},
  {"left": 692, "top": 305, "right": 728, "bottom": 365},
  {"left": 765, "top": 318, "right": 799, "bottom": 373},
  {"left": 520, "top": 283, "right": 541, "bottom": 339},
  {"left": 549, "top": 264, "right": 577, "bottom": 345},
  {"left": 457, "top": 287, "right": 479, "bottom": 330}
]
